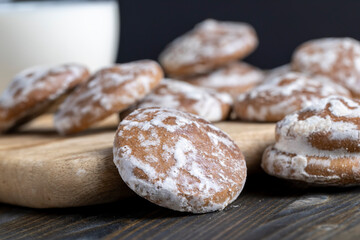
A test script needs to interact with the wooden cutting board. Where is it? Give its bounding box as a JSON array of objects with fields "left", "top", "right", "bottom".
[{"left": 0, "top": 114, "right": 275, "bottom": 208}]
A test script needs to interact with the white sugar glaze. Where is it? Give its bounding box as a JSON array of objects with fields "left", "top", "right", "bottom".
[
  {"left": 273, "top": 97, "right": 360, "bottom": 159},
  {"left": 0, "top": 64, "right": 86, "bottom": 109},
  {"left": 0, "top": 63, "right": 88, "bottom": 131},
  {"left": 160, "top": 19, "right": 257, "bottom": 69},
  {"left": 187, "top": 62, "right": 264, "bottom": 88},
  {"left": 262, "top": 96, "right": 360, "bottom": 184},
  {"left": 292, "top": 38, "right": 360, "bottom": 95},
  {"left": 54, "top": 60, "right": 161, "bottom": 134},
  {"left": 237, "top": 72, "right": 350, "bottom": 121},
  {"left": 136, "top": 79, "right": 232, "bottom": 122}
]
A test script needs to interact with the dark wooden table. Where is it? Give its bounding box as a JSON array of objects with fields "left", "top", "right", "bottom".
[{"left": 1, "top": 173, "right": 359, "bottom": 240}]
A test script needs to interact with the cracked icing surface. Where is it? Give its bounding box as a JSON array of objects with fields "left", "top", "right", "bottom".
[
  {"left": 159, "top": 19, "right": 258, "bottom": 77},
  {"left": 114, "top": 107, "right": 246, "bottom": 213},
  {"left": 124, "top": 79, "right": 232, "bottom": 122},
  {"left": 182, "top": 62, "right": 264, "bottom": 97},
  {"left": 262, "top": 96, "right": 360, "bottom": 185},
  {"left": 0, "top": 63, "right": 89, "bottom": 132},
  {"left": 292, "top": 38, "right": 360, "bottom": 97},
  {"left": 54, "top": 60, "right": 163, "bottom": 135},
  {"left": 234, "top": 72, "right": 351, "bottom": 122}
]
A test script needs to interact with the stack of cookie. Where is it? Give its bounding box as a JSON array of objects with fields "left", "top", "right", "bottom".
[
  {"left": 225, "top": 37, "right": 360, "bottom": 186},
  {"left": 262, "top": 96, "right": 360, "bottom": 186},
  {"left": 235, "top": 37, "right": 360, "bottom": 122},
  {"left": 159, "top": 19, "right": 264, "bottom": 98},
  {"left": 259, "top": 38, "right": 360, "bottom": 186}
]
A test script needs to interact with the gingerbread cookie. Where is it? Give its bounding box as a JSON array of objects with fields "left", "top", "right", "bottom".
[
  {"left": 292, "top": 38, "right": 360, "bottom": 97},
  {"left": 121, "top": 79, "right": 232, "bottom": 122},
  {"left": 234, "top": 72, "right": 351, "bottom": 122},
  {"left": 114, "top": 107, "right": 247, "bottom": 213},
  {"left": 182, "top": 62, "right": 264, "bottom": 97},
  {"left": 0, "top": 64, "right": 89, "bottom": 132},
  {"left": 262, "top": 96, "right": 360, "bottom": 186},
  {"left": 159, "top": 19, "right": 258, "bottom": 77},
  {"left": 54, "top": 60, "right": 163, "bottom": 135}
]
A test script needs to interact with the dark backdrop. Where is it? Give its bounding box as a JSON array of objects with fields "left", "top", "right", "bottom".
[{"left": 117, "top": 0, "right": 360, "bottom": 69}]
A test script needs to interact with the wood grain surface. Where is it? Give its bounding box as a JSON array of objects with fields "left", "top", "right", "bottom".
[{"left": 0, "top": 114, "right": 275, "bottom": 208}]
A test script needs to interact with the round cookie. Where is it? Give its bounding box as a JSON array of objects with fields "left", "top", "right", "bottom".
[
  {"left": 121, "top": 79, "right": 233, "bottom": 122},
  {"left": 262, "top": 96, "right": 360, "bottom": 186},
  {"left": 292, "top": 38, "right": 360, "bottom": 97},
  {"left": 54, "top": 60, "right": 163, "bottom": 135},
  {"left": 159, "top": 19, "right": 258, "bottom": 77},
  {"left": 114, "top": 107, "right": 247, "bottom": 213},
  {"left": 0, "top": 63, "right": 89, "bottom": 133},
  {"left": 182, "top": 62, "right": 264, "bottom": 98},
  {"left": 234, "top": 72, "right": 351, "bottom": 122}
]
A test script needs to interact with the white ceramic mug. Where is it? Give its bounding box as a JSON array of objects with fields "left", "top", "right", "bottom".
[{"left": 0, "top": 0, "right": 119, "bottom": 91}]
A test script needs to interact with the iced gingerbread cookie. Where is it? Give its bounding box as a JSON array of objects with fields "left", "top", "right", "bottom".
[
  {"left": 262, "top": 96, "right": 360, "bottom": 186},
  {"left": 55, "top": 60, "right": 163, "bottom": 135},
  {"left": 114, "top": 107, "right": 247, "bottom": 213},
  {"left": 159, "top": 19, "right": 258, "bottom": 77},
  {"left": 182, "top": 62, "right": 264, "bottom": 98},
  {"left": 0, "top": 64, "right": 89, "bottom": 132},
  {"left": 292, "top": 38, "right": 360, "bottom": 97},
  {"left": 121, "top": 79, "right": 233, "bottom": 122},
  {"left": 234, "top": 72, "right": 351, "bottom": 122}
]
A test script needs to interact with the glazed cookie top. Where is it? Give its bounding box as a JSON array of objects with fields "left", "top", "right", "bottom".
[
  {"left": 235, "top": 72, "right": 351, "bottom": 121},
  {"left": 182, "top": 62, "right": 264, "bottom": 97},
  {"left": 133, "top": 79, "right": 233, "bottom": 122},
  {"left": 292, "top": 38, "right": 360, "bottom": 96},
  {"left": 159, "top": 19, "right": 258, "bottom": 77},
  {"left": 0, "top": 64, "right": 89, "bottom": 131},
  {"left": 275, "top": 96, "right": 360, "bottom": 158},
  {"left": 114, "top": 107, "right": 246, "bottom": 213},
  {"left": 263, "top": 64, "right": 291, "bottom": 83},
  {"left": 262, "top": 96, "right": 360, "bottom": 185},
  {"left": 54, "top": 60, "right": 163, "bottom": 135}
]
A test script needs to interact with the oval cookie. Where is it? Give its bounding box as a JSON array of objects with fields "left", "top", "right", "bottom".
[
  {"left": 159, "top": 19, "right": 258, "bottom": 77},
  {"left": 0, "top": 63, "right": 89, "bottom": 132},
  {"left": 292, "top": 38, "right": 360, "bottom": 97},
  {"left": 234, "top": 72, "right": 351, "bottom": 122},
  {"left": 121, "top": 79, "right": 233, "bottom": 122},
  {"left": 182, "top": 62, "right": 264, "bottom": 98},
  {"left": 54, "top": 60, "right": 163, "bottom": 135},
  {"left": 114, "top": 107, "right": 247, "bottom": 213}
]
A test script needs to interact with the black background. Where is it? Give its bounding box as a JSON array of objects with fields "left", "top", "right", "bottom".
[{"left": 117, "top": 0, "right": 360, "bottom": 69}]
